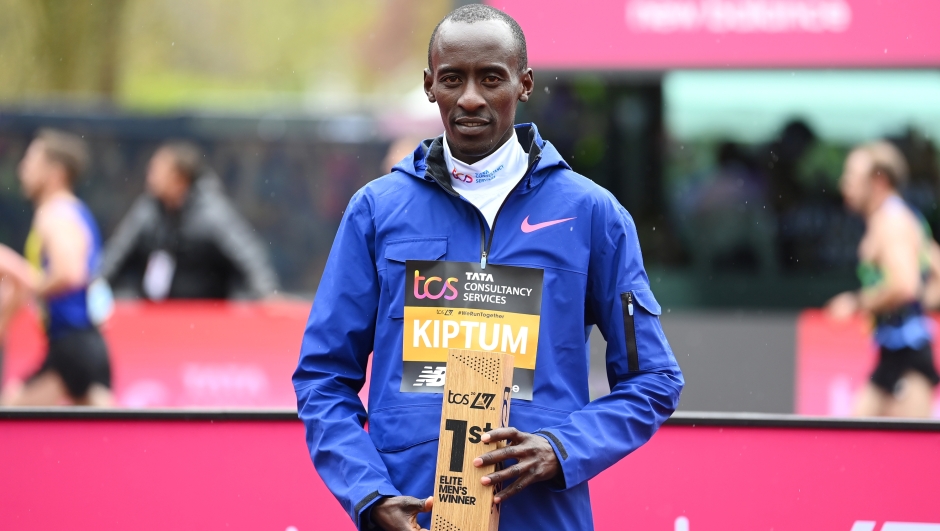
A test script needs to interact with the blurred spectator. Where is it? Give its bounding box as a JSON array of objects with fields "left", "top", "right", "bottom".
[
  {"left": 101, "top": 142, "right": 278, "bottom": 300},
  {"left": 679, "top": 141, "right": 777, "bottom": 275},
  {"left": 764, "top": 120, "right": 816, "bottom": 214},
  {"left": 826, "top": 141, "right": 940, "bottom": 417},
  {"left": 0, "top": 129, "right": 113, "bottom": 406}
]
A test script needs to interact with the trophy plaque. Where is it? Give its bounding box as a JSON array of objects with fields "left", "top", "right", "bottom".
[{"left": 431, "top": 349, "right": 514, "bottom": 531}]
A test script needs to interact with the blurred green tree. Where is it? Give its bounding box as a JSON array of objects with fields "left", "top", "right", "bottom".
[
  {"left": 0, "top": 0, "right": 448, "bottom": 111},
  {"left": 0, "top": 0, "right": 127, "bottom": 102}
]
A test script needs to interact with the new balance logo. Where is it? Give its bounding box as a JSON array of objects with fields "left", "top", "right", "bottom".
[
  {"left": 851, "top": 522, "right": 940, "bottom": 531},
  {"left": 413, "top": 366, "right": 446, "bottom": 387}
]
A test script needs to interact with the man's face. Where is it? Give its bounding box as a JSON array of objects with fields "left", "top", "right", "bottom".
[
  {"left": 146, "top": 150, "right": 190, "bottom": 209},
  {"left": 17, "top": 140, "right": 54, "bottom": 201},
  {"left": 424, "top": 20, "right": 534, "bottom": 164},
  {"left": 840, "top": 149, "right": 874, "bottom": 214}
]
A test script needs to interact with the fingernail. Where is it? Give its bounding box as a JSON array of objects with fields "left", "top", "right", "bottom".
[
  {"left": 481, "top": 476, "right": 490, "bottom": 485},
  {"left": 494, "top": 497, "right": 501, "bottom": 504},
  {"left": 482, "top": 434, "right": 490, "bottom": 442},
  {"left": 473, "top": 458, "right": 483, "bottom": 467}
]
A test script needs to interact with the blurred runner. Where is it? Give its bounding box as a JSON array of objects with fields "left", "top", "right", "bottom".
[
  {"left": 0, "top": 129, "right": 113, "bottom": 406},
  {"left": 102, "top": 141, "right": 278, "bottom": 300},
  {"left": 827, "top": 141, "right": 939, "bottom": 417}
]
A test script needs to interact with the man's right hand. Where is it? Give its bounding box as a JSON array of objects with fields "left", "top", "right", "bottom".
[
  {"left": 826, "top": 291, "right": 860, "bottom": 321},
  {"left": 370, "top": 496, "right": 433, "bottom": 531}
]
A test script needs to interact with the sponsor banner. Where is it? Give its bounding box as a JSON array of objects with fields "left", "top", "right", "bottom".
[
  {"left": 1, "top": 301, "right": 320, "bottom": 408},
  {"left": 795, "top": 309, "right": 940, "bottom": 418},
  {"left": 489, "top": 0, "right": 940, "bottom": 69},
  {"left": 402, "top": 261, "right": 543, "bottom": 399},
  {"left": 2, "top": 414, "right": 938, "bottom": 530}
]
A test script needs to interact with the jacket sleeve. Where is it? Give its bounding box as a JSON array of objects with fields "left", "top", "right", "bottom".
[
  {"left": 100, "top": 195, "right": 153, "bottom": 282},
  {"left": 292, "top": 190, "right": 400, "bottom": 528},
  {"left": 534, "top": 198, "right": 684, "bottom": 490},
  {"left": 207, "top": 195, "right": 279, "bottom": 298}
]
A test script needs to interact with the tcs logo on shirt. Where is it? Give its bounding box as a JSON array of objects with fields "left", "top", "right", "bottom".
[
  {"left": 414, "top": 270, "right": 459, "bottom": 300},
  {"left": 451, "top": 165, "right": 504, "bottom": 185}
]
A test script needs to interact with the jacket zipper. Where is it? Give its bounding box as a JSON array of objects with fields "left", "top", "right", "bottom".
[
  {"left": 477, "top": 155, "right": 541, "bottom": 269},
  {"left": 622, "top": 291, "right": 639, "bottom": 372},
  {"left": 478, "top": 218, "right": 487, "bottom": 268}
]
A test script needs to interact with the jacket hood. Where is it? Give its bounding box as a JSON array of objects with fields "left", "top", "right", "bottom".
[{"left": 391, "top": 123, "right": 571, "bottom": 195}]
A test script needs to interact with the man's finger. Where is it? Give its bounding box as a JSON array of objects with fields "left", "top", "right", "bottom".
[
  {"left": 493, "top": 473, "right": 535, "bottom": 504},
  {"left": 421, "top": 496, "right": 434, "bottom": 513},
  {"left": 403, "top": 495, "right": 430, "bottom": 514},
  {"left": 473, "top": 443, "right": 523, "bottom": 467},
  {"left": 372, "top": 496, "right": 431, "bottom": 531},
  {"left": 481, "top": 461, "right": 526, "bottom": 485},
  {"left": 479, "top": 427, "right": 520, "bottom": 444}
]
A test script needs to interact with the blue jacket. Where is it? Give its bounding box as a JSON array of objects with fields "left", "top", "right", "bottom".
[{"left": 293, "top": 123, "right": 684, "bottom": 530}]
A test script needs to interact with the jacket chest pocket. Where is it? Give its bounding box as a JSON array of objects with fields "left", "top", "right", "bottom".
[{"left": 384, "top": 237, "right": 448, "bottom": 319}]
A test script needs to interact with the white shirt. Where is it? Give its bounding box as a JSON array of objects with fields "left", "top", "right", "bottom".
[{"left": 444, "top": 133, "right": 529, "bottom": 228}]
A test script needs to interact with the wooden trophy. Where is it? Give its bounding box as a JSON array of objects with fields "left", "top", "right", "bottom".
[{"left": 431, "top": 349, "right": 514, "bottom": 531}]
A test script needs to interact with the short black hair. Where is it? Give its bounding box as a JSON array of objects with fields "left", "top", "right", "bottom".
[
  {"left": 427, "top": 4, "right": 528, "bottom": 72},
  {"left": 157, "top": 141, "right": 204, "bottom": 182}
]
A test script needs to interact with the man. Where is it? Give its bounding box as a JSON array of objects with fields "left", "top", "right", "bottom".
[
  {"left": 0, "top": 129, "right": 113, "bottom": 406},
  {"left": 293, "top": 6, "right": 683, "bottom": 530},
  {"left": 101, "top": 141, "right": 278, "bottom": 300},
  {"left": 827, "top": 141, "right": 939, "bottom": 417}
]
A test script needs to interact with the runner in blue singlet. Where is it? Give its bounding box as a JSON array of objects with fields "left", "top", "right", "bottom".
[
  {"left": 827, "top": 141, "right": 939, "bottom": 417},
  {"left": 0, "top": 129, "right": 113, "bottom": 406}
]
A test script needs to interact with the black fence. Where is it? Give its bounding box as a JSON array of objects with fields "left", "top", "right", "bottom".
[{"left": 0, "top": 109, "right": 389, "bottom": 293}]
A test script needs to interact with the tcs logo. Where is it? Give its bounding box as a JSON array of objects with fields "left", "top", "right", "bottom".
[
  {"left": 452, "top": 168, "right": 473, "bottom": 183},
  {"left": 414, "top": 270, "right": 458, "bottom": 300}
]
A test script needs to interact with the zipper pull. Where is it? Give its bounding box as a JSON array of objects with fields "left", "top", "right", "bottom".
[
  {"left": 627, "top": 292, "right": 634, "bottom": 316},
  {"left": 480, "top": 251, "right": 487, "bottom": 269}
]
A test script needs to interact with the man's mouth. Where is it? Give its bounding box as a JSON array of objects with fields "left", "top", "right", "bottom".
[{"left": 454, "top": 118, "right": 490, "bottom": 129}]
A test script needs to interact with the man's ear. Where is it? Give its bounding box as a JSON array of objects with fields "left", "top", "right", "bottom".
[
  {"left": 518, "top": 68, "right": 534, "bottom": 103},
  {"left": 424, "top": 69, "right": 436, "bottom": 103}
]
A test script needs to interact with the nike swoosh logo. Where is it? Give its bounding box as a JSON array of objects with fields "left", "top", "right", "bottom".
[{"left": 521, "top": 216, "right": 576, "bottom": 233}]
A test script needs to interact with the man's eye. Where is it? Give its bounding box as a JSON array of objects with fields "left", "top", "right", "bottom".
[
  {"left": 483, "top": 76, "right": 501, "bottom": 83},
  {"left": 441, "top": 76, "right": 460, "bottom": 84}
]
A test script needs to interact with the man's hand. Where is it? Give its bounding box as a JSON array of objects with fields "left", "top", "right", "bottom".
[
  {"left": 370, "top": 495, "right": 433, "bottom": 531},
  {"left": 473, "top": 428, "right": 560, "bottom": 504},
  {"left": 826, "top": 291, "right": 860, "bottom": 321},
  {"left": 0, "top": 275, "right": 26, "bottom": 343}
]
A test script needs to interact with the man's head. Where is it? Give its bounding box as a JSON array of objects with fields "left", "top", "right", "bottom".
[
  {"left": 146, "top": 141, "right": 204, "bottom": 210},
  {"left": 839, "top": 141, "right": 908, "bottom": 214},
  {"left": 424, "top": 5, "right": 534, "bottom": 164},
  {"left": 17, "top": 129, "right": 89, "bottom": 201}
]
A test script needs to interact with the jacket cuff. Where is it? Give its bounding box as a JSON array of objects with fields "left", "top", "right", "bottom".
[
  {"left": 533, "top": 430, "right": 570, "bottom": 491},
  {"left": 355, "top": 491, "right": 390, "bottom": 530}
]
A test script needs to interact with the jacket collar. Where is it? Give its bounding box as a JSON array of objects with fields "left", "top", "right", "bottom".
[{"left": 393, "top": 123, "right": 571, "bottom": 196}]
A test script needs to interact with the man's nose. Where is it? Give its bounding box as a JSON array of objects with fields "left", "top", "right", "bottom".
[{"left": 457, "top": 82, "right": 486, "bottom": 113}]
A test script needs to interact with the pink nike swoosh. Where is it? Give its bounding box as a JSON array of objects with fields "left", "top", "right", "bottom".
[{"left": 521, "top": 215, "right": 576, "bottom": 233}]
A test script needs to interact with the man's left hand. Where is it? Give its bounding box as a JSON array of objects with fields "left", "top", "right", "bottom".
[{"left": 472, "top": 428, "right": 560, "bottom": 504}]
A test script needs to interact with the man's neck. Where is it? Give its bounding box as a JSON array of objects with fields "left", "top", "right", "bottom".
[
  {"left": 34, "top": 183, "right": 73, "bottom": 209},
  {"left": 865, "top": 188, "right": 897, "bottom": 220},
  {"left": 448, "top": 127, "right": 516, "bottom": 166}
]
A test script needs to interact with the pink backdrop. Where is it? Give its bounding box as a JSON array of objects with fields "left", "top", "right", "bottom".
[
  {"left": 1, "top": 415, "right": 938, "bottom": 530},
  {"left": 488, "top": 0, "right": 940, "bottom": 69},
  {"left": 796, "top": 309, "right": 940, "bottom": 418},
  {"left": 2, "top": 301, "right": 313, "bottom": 408}
]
